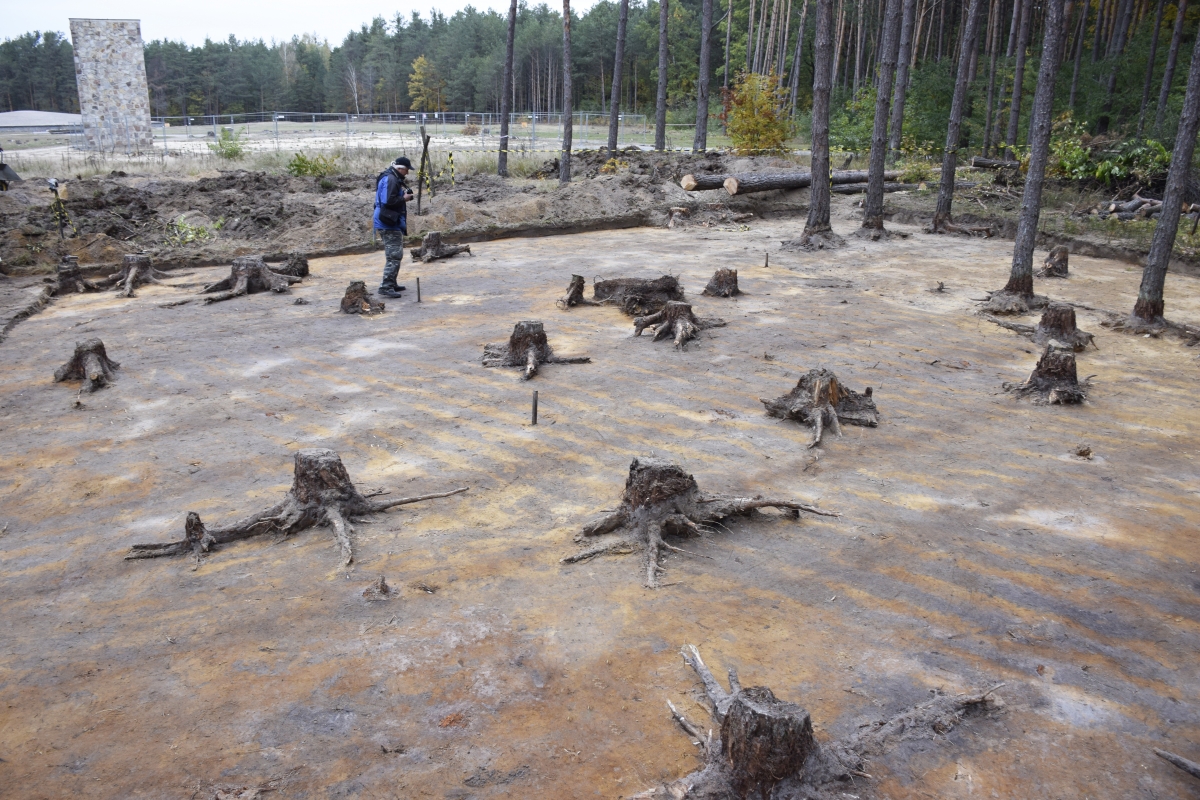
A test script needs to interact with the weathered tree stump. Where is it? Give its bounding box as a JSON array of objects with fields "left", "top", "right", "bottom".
[
  {"left": 272, "top": 252, "right": 310, "bottom": 278},
  {"left": 55, "top": 255, "right": 88, "bottom": 295},
  {"left": 1004, "top": 344, "right": 1090, "bottom": 404},
  {"left": 482, "top": 320, "right": 590, "bottom": 380},
  {"left": 762, "top": 369, "right": 879, "bottom": 448},
  {"left": 125, "top": 448, "right": 467, "bottom": 566},
  {"left": 557, "top": 274, "right": 600, "bottom": 309},
  {"left": 702, "top": 268, "right": 740, "bottom": 297},
  {"left": 88, "top": 254, "right": 178, "bottom": 298},
  {"left": 986, "top": 303, "right": 1095, "bottom": 351},
  {"left": 1037, "top": 245, "right": 1069, "bottom": 278},
  {"left": 592, "top": 275, "right": 684, "bottom": 315},
  {"left": 410, "top": 231, "right": 471, "bottom": 263},
  {"left": 633, "top": 301, "right": 726, "bottom": 350},
  {"left": 54, "top": 338, "right": 119, "bottom": 393},
  {"left": 561, "top": 458, "right": 837, "bottom": 588},
  {"left": 200, "top": 256, "right": 301, "bottom": 304},
  {"left": 340, "top": 281, "right": 385, "bottom": 315}
]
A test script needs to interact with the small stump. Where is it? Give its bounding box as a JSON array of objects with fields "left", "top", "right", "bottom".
[
  {"left": 201, "top": 256, "right": 301, "bottom": 304},
  {"left": 1004, "top": 344, "right": 1089, "bottom": 404},
  {"left": 558, "top": 274, "right": 599, "bottom": 309},
  {"left": 89, "top": 254, "right": 178, "bottom": 298},
  {"left": 592, "top": 275, "right": 684, "bottom": 315},
  {"left": 55, "top": 256, "right": 88, "bottom": 295},
  {"left": 126, "top": 448, "right": 468, "bottom": 566},
  {"left": 273, "top": 252, "right": 310, "bottom": 278},
  {"left": 986, "top": 303, "right": 1095, "bottom": 351},
  {"left": 362, "top": 575, "right": 393, "bottom": 601},
  {"left": 702, "top": 268, "right": 741, "bottom": 298},
  {"left": 633, "top": 301, "right": 726, "bottom": 351},
  {"left": 54, "top": 338, "right": 119, "bottom": 393},
  {"left": 483, "top": 320, "right": 590, "bottom": 380},
  {"left": 762, "top": 369, "right": 879, "bottom": 448},
  {"left": 562, "top": 458, "right": 837, "bottom": 588},
  {"left": 1037, "top": 245, "right": 1069, "bottom": 278},
  {"left": 340, "top": 281, "right": 385, "bottom": 315},
  {"left": 410, "top": 231, "right": 471, "bottom": 263}
]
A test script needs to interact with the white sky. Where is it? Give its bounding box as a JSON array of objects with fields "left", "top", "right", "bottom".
[{"left": 2, "top": 0, "right": 597, "bottom": 47}]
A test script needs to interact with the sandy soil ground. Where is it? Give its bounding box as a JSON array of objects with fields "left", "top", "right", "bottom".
[{"left": 0, "top": 208, "right": 1198, "bottom": 799}]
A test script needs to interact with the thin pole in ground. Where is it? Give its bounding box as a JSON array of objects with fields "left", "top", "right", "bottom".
[
  {"left": 416, "top": 277, "right": 421, "bottom": 302},
  {"left": 532, "top": 390, "right": 539, "bottom": 425}
]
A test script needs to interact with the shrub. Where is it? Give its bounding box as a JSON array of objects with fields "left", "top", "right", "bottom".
[
  {"left": 725, "top": 72, "right": 794, "bottom": 154},
  {"left": 898, "top": 160, "right": 933, "bottom": 183},
  {"left": 461, "top": 123, "right": 481, "bottom": 136},
  {"left": 207, "top": 128, "right": 245, "bottom": 159},
  {"left": 830, "top": 87, "right": 876, "bottom": 152},
  {"left": 287, "top": 151, "right": 340, "bottom": 178},
  {"left": 164, "top": 216, "right": 210, "bottom": 247},
  {"left": 599, "top": 158, "right": 628, "bottom": 174}
]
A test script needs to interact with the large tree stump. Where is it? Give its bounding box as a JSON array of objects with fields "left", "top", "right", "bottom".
[
  {"left": 482, "top": 320, "right": 590, "bottom": 380},
  {"left": 125, "top": 448, "right": 467, "bottom": 566},
  {"left": 200, "top": 256, "right": 301, "bottom": 304},
  {"left": 340, "top": 281, "right": 385, "bottom": 315},
  {"left": 762, "top": 369, "right": 879, "bottom": 448},
  {"left": 986, "top": 303, "right": 1095, "bottom": 351},
  {"left": 633, "top": 301, "right": 726, "bottom": 350},
  {"left": 55, "top": 256, "right": 88, "bottom": 295},
  {"left": 723, "top": 687, "right": 816, "bottom": 799},
  {"left": 88, "top": 254, "right": 178, "bottom": 298},
  {"left": 561, "top": 458, "right": 837, "bottom": 588},
  {"left": 592, "top": 275, "right": 684, "bottom": 315},
  {"left": 557, "top": 274, "right": 600, "bottom": 309},
  {"left": 1004, "top": 344, "right": 1090, "bottom": 404},
  {"left": 410, "top": 231, "right": 471, "bottom": 263},
  {"left": 702, "top": 268, "right": 740, "bottom": 297},
  {"left": 54, "top": 338, "right": 119, "bottom": 393},
  {"left": 1037, "top": 245, "right": 1069, "bottom": 278}
]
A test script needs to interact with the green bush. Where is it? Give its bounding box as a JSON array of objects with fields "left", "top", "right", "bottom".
[
  {"left": 287, "top": 151, "right": 340, "bottom": 178},
  {"left": 1048, "top": 114, "right": 1169, "bottom": 187},
  {"left": 897, "top": 160, "right": 934, "bottom": 183},
  {"left": 207, "top": 128, "right": 245, "bottom": 159},
  {"left": 830, "top": 87, "right": 875, "bottom": 152},
  {"left": 165, "top": 216, "right": 210, "bottom": 247}
]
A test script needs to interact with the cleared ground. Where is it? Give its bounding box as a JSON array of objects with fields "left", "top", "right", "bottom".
[{"left": 0, "top": 211, "right": 1197, "bottom": 799}]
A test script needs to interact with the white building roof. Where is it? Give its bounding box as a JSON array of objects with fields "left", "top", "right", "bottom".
[{"left": 0, "top": 110, "right": 83, "bottom": 128}]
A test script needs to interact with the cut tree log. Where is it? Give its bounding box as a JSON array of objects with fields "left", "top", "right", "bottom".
[
  {"left": 271, "top": 252, "right": 310, "bottom": 278},
  {"left": 561, "top": 458, "right": 837, "bottom": 588},
  {"left": 88, "top": 254, "right": 179, "bottom": 298},
  {"left": 557, "top": 274, "right": 600, "bottom": 309},
  {"left": 125, "top": 448, "right": 468, "bottom": 566},
  {"left": 723, "top": 170, "right": 899, "bottom": 196},
  {"left": 680, "top": 173, "right": 728, "bottom": 191},
  {"left": 1154, "top": 748, "right": 1200, "bottom": 781},
  {"left": 971, "top": 156, "right": 1022, "bottom": 169},
  {"left": 54, "top": 338, "right": 119, "bottom": 393},
  {"left": 200, "top": 256, "right": 301, "bottom": 304},
  {"left": 1037, "top": 245, "right": 1070, "bottom": 277},
  {"left": 702, "top": 268, "right": 740, "bottom": 297},
  {"left": 340, "top": 281, "right": 385, "bottom": 315},
  {"left": 633, "top": 301, "right": 726, "bottom": 350},
  {"left": 762, "top": 369, "right": 879, "bottom": 448},
  {"left": 410, "top": 231, "right": 471, "bottom": 263},
  {"left": 482, "top": 320, "right": 590, "bottom": 380},
  {"left": 631, "top": 645, "right": 1005, "bottom": 799},
  {"left": 592, "top": 275, "right": 684, "bottom": 315},
  {"left": 986, "top": 303, "right": 1096, "bottom": 351},
  {"left": 1003, "top": 344, "right": 1090, "bottom": 404},
  {"left": 55, "top": 256, "right": 88, "bottom": 295}
]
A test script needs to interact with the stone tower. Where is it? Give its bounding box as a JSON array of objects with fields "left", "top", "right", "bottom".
[{"left": 69, "top": 19, "right": 155, "bottom": 153}]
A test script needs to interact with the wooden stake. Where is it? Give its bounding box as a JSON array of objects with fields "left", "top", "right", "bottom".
[
  {"left": 416, "top": 277, "right": 421, "bottom": 302},
  {"left": 532, "top": 390, "right": 539, "bottom": 425},
  {"left": 765, "top": 253, "right": 769, "bottom": 268}
]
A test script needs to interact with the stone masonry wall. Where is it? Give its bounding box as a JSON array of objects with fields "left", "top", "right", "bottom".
[{"left": 69, "top": 19, "right": 155, "bottom": 153}]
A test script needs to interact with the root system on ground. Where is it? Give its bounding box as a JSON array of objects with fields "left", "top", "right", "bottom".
[
  {"left": 200, "top": 256, "right": 302, "bottom": 304},
  {"left": 1003, "top": 344, "right": 1091, "bottom": 404},
  {"left": 410, "top": 231, "right": 471, "bottom": 263},
  {"left": 633, "top": 301, "right": 725, "bottom": 350},
  {"left": 54, "top": 338, "right": 119, "bottom": 393},
  {"left": 482, "top": 320, "right": 590, "bottom": 380},
  {"left": 986, "top": 303, "right": 1095, "bottom": 351},
  {"left": 762, "top": 369, "right": 879, "bottom": 448}
]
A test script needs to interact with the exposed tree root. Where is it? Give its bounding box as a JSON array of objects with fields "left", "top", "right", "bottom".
[
  {"left": 853, "top": 222, "right": 909, "bottom": 241},
  {"left": 557, "top": 274, "right": 601, "bottom": 309},
  {"left": 1036, "top": 245, "right": 1069, "bottom": 278},
  {"left": 1003, "top": 344, "right": 1091, "bottom": 404},
  {"left": 632, "top": 645, "right": 1005, "bottom": 799},
  {"left": 482, "top": 320, "right": 590, "bottom": 380},
  {"left": 200, "top": 256, "right": 301, "bottom": 304},
  {"left": 780, "top": 229, "right": 846, "bottom": 251},
  {"left": 977, "top": 290, "right": 1050, "bottom": 315},
  {"left": 592, "top": 275, "right": 685, "bottom": 315},
  {"left": 54, "top": 338, "right": 119, "bottom": 393},
  {"left": 561, "top": 458, "right": 837, "bottom": 588},
  {"left": 88, "top": 254, "right": 181, "bottom": 298},
  {"left": 1155, "top": 749, "right": 1200, "bottom": 781},
  {"left": 930, "top": 217, "right": 995, "bottom": 237},
  {"left": 702, "top": 268, "right": 741, "bottom": 298},
  {"left": 340, "top": 281, "right": 386, "bottom": 315},
  {"left": 1100, "top": 313, "right": 1200, "bottom": 346},
  {"left": 985, "top": 303, "right": 1096, "bottom": 351},
  {"left": 633, "top": 302, "right": 726, "bottom": 351},
  {"left": 762, "top": 369, "right": 879, "bottom": 448},
  {"left": 410, "top": 231, "right": 471, "bottom": 263},
  {"left": 125, "top": 448, "right": 468, "bottom": 567}
]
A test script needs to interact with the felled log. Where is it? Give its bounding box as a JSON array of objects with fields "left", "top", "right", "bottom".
[
  {"left": 482, "top": 320, "right": 590, "bottom": 380},
  {"left": 633, "top": 301, "right": 726, "bottom": 350},
  {"left": 200, "top": 256, "right": 301, "bottom": 304},
  {"left": 55, "top": 255, "right": 88, "bottom": 295},
  {"left": 593, "top": 275, "right": 684, "bottom": 315},
  {"left": 410, "top": 231, "right": 471, "bottom": 263},
  {"left": 971, "top": 156, "right": 1021, "bottom": 169},
  {"left": 702, "top": 268, "right": 740, "bottom": 297},
  {"left": 340, "top": 281, "right": 385, "bottom": 315},
  {"left": 54, "top": 338, "right": 119, "bottom": 393},
  {"left": 762, "top": 369, "right": 879, "bottom": 448},
  {"left": 680, "top": 173, "right": 728, "bottom": 191},
  {"left": 1003, "top": 344, "right": 1090, "bottom": 404},
  {"left": 1037, "top": 245, "right": 1069, "bottom": 278},
  {"left": 723, "top": 170, "right": 899, "bottom": 196}
]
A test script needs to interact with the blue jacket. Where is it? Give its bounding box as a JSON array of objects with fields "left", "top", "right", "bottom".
[{"left": 373, "top": 169, "right": 408, "bottom": 233}]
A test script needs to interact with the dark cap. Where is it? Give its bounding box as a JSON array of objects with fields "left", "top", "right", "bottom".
[{"left": 392, "top": 156, "right": 413, "bottom": 169}]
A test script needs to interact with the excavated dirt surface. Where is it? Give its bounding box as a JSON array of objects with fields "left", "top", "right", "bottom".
[{"left": 1, "top": 209, "right": 1198, "bottom": 799}]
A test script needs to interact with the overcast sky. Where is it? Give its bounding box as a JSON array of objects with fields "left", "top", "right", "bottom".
[{"left": 3, "top": 0, "right": 595, "bottom": 47}]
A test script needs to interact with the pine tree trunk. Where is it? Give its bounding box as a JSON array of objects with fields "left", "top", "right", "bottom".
[
  {"left": 983, "top": 0, "right": 1003, "bottom": 154},
  {"left": 805, "top": 0, "right": 836, "bottom": 238},
  {"left": 1069, "top": 0, "right": 1090, "bottom": 108},
  {"left": 608, "top": 0, "right": 630, "bottom": 152},
  {"left": 1133, "top": 29, "right": 1200, "bottom": 323},
  {"left": 725, "top": 0, "right": 734, "bottom": 93},
  {"left": 656, "top": 0, "right": 670, "bottom": 149},
  {"left": 1002, "top": 0, "right": 1066, "bottom": 299},
  {"left": 498, "top": 0, "right": 518, "bottom": 177},
  {"left": 934, "top": 0, "right": 984, "bottom": 231},
  {"left": 1137, "top": 0, "right": 1166, "bottom": 133},
  {"left": 789, "top": 0, "right": 811, "bottom": 115},
  {"left": 1154, "top": 0, "right": 1187, "bottom": 133},
  {"left": 889, "top": 0, "right": 919, "bottom": 156},
  {"left": 1098, "top": 0, "right": 1134, "bottom": 131},
  {"left": 694, "top": 0, "right": 715, "bottom": 151},
  {"left": 561, "top": 0, "right": 573, "bottom": 184},
  {"left": 861, "top": 0, "right": 904, "bottom": 233},
  {"left": 1004, "top": 0, "right": 1033, "bottom": 159}
]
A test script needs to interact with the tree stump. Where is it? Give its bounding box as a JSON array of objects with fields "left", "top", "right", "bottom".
[
  {"left": 986, "top": 303, "right": 1095, "bottom": 351},
  {"left": 482, "top": 320, "right": 590, "bottom": 380},
  {"left": 1037, "top": 245, "right": 1069, "bottom": 278},
  {"left": 54, "top": 338, "right": 119, "bottom": 393},
  {"left": 762, "top": 369, "right": 880, "bottom": 448},
  {"left": 557, "top": 274, "right": 600, "bottom": 309},
  {"left": 723, "top": 687, "right": 816, "bottom": 799},
  {"left": 633, "top": 301, "right": 726, "bottom": 350},
  {"left": 125, "top": 448, "right": 468, "bottom": 567},
  {"left": 410, "top": 231, "right": 471, "bottom": 263},
  {"left": 55, "top": 255, "right": 88, "bottom": 295},
  {"left": 89, "top": 254, "right": 177, "bottom": 298},
  {"left": 592, "top": 275, "right": 684, "bottom": 315},
  {"left": 340, "top": 281, "right": 385, "bottom": 315},
  {"left": 561, "top": 458, "right": 837, "bottom": 588},
  {"left": 200, "top": 256, "right": 301, "bottom": 304},
  {"left": 1004, "top": 344, "right": 1090, "bottom": 404},
  {"left": 272, "top": 252, "right": 310, "bottom": 278},
  {"left": 702, "top": 268, "right": 740, "bottom": 297}
]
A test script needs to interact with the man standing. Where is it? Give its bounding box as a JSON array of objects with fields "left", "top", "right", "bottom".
[{"left": 374, "top": 156, "right": 415, "bottom": 298}]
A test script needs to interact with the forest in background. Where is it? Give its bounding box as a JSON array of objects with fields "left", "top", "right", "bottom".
[{"left": 0, "top": 0, "right": 1197, "bottom": 152}]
